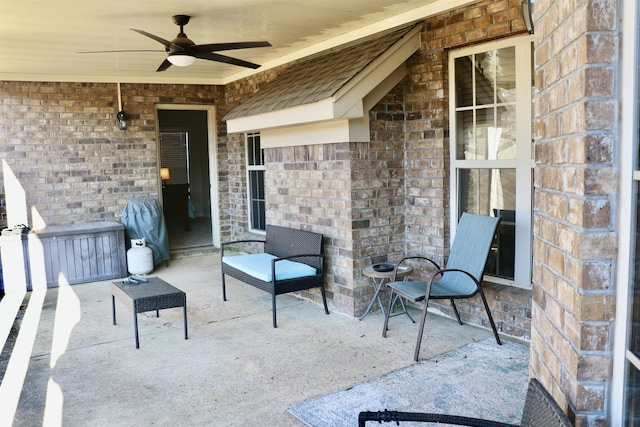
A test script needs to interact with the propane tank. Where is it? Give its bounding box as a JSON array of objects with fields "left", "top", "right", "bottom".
[{"left": 126, "top": 238, "right": 153, "bottom": 275}]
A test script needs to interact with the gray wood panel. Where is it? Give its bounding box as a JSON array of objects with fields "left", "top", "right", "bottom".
[{"left": 1, "top": 221, "right": 127, "bottom": 290}]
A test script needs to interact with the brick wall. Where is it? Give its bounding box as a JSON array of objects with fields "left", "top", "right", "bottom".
[
  {"left": 2, "top": 9, "right": 627, "bottom": 422},
  {"left": 218, "top": 0, "right": 534, "bottom": 327},
  {"left": 0, "top": 81, "right": 223, "bottom": 227},
  {"left": 0, "top": 1, "right": 536, "bottom": 343},
  {"left": 403, "top": 0, "right": 527, "bottom": 257},
  {"left": 532, "top": 0, "right": 619, "bottom": 424},
  {"left": 261, "top": 88, "right": 407, "bottom": 315},
  {"left": 351, "top": 87, "right": 408, "bottom": 315},
  {"left": 400, "top": 0, "right": 531, "bottom": 339},
  {"left": 223, "top": 72, "right": 408, "bottom": 316},
  {"left": 263, "top": 143, "right": 352, "bottom": 311},
  {"left": 221, "top": 66, "right": 289, "bottom": 241}
]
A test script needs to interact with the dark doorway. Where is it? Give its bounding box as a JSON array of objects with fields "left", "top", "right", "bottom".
[{"left": 157, "top": 109, "right": 213, "bottom": 251}]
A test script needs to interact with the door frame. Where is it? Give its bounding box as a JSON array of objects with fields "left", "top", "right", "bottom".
[
  {"left": 612, "top": 0, "right": 639, "bottom": 423},
  {"left": 155, "top": 104, "right": 220, "bottom": 247}
]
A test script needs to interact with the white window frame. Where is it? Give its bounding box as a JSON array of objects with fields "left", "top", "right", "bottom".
[
  {"left": 612, "top": 0, "right": 640, "bottom": 424},
  {"left": 246, "top": 132, "right": 266, "bottom": 233},
  {"left": 448, "top": 35, "right": 533, "bottom": 289}
]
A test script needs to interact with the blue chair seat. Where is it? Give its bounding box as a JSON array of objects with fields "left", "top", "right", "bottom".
[{"left": 222, "top": 253, "right": 316, "bottom": 282}]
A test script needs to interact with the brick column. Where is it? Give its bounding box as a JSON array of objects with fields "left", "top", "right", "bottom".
[
  {"left": 532, "top": 1, "right": 619, "bottom": 424},
  {"left": 262, "top": 86, "right": 408, "bottom": 317}
]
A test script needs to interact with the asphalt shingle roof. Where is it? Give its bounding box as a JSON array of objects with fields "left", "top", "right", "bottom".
[{"left": 224, "top": 25, "right": 415, "bottom": 120}]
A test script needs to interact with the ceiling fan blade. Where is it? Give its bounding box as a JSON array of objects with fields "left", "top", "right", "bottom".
[
  {"left": 195, "top": 52, "right": 262, "bottom": 69},
  {"left": 193, "top": 41, "right": 271, "bottom": 53},
  {"left": 156, "top": 59, "right": 172, "bottom": 72},
  {"left": 131, "top": 29, "right": 172, "bottom": 48},
  {"left": 78, "top": 49, "right": 164, "bottom": 54}
]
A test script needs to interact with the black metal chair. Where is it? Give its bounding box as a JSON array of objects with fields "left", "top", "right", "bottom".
[
  {"left": 358, "top": 378, "right": 573, "bottom": 426},
  {"left": 382, "top": 212, "right": 502, "bottom": 361}
]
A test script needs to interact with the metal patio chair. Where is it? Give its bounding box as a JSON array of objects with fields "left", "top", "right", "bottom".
[
  {"left": 358, "top": 378, "right": 573, "bottom": 426},
  {"left": 382, "top": 212, "right": 502, "bottom": 361}
]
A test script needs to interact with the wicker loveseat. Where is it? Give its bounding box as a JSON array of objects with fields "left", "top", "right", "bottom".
[{"left": 220, "top": 225, "right": 329, "bottom": 327}]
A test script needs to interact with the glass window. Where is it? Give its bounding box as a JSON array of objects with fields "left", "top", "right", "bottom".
[
  {"left": 612, "top": 4, "right": 639, "bottom": 423},
  {"left": 624, "top": 103, "right": 640, "bottom": 426},
  {"left": 458, "top": 168, "right": 516, "bottom": 279},
  {"left": 450, "top": 37, "right": 532, "bottom": 288},
  {"left": 246, "top": 133, "right": 265, "bottom": 231},
  {"left": 624, "top": 7, "right": 640, "bottom": 421}
]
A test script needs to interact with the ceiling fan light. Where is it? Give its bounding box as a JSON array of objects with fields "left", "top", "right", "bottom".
[{"left": 168, "top": 53, "right": 196, "bottom": 67}]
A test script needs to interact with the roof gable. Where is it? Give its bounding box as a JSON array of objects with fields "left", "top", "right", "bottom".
[{"left": 225, "top": 25, "right": 420, "bottom": 140}]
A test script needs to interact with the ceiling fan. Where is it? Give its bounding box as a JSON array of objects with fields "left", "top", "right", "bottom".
[{"left": 79, "top": 15, "right": 271, "bottom": 71}]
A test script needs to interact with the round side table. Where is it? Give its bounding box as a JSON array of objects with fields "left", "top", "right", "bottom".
[{"left": 359, "top": 264, "right": 414, "bottom": 321}]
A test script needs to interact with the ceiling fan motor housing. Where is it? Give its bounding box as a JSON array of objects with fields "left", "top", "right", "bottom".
[{"left": 168, "top": 35, "right": 195, "bottom": 52}]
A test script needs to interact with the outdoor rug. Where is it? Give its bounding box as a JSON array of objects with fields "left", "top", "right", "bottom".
[{"left": 288, "top": 337, "right": 529, "bottom": 426}]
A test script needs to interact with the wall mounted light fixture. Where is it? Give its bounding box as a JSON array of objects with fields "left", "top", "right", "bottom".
[
  {"left": 522, "top": 0, "right": 535, "bottom": 34},
  {"left": 116, "top": 110, "right": 128, "bottom": 131},
  {"left": 116, "top": 82, "right": 128, "bottom": 130}
]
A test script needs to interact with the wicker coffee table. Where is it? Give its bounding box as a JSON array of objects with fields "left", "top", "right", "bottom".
[{"left": 111, "top": 277, "right": 188, "bottom": 349}]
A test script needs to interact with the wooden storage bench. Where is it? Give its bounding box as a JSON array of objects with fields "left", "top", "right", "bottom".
[{"left": 220, "top": 225, "right": 329, "bottom": 327}]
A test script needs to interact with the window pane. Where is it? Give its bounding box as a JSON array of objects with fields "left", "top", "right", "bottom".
[
  {"left": 455, "top": 55, "right": 474, "bottom": 108},
  {"left": 249, "top": 171, "right": 257, "bottom": 198},
  {"left": 257, "top": 170, "right": 264, "bottom": 199},
  {"left": 625, "top": 359, "right": 640, "bottom": 425},
  {"left": 247, "top": 136, "right": 256, "bottom": 166},
  {"left": 475, "top": 47, "right": 515, "bottom": 107},
  {"left": 249, "top": 170, "right": 265, "bottom": 231},
  {"left": 457, "top": 168, "right": 516, "bottom": 217},
  {"left": 474, "top": 51, "right": 493, "bottom": 106},
  {"left": 455, "top": 110, "right": 474, "bottom": 160},
  {"left": 472, "top": 108, "right": 501, "bottom": 160},
  {"left": 458, "top": 168, "right": 516, "bottom": 279},
  {"left": 495, "top": 47, "right": 516, "bottom": 99},
  {"left": 455, "top": 47, "right": 517, "bottom": 161},
  {"left": 250, "top": 170, "right": 265, "bottom": 199},
  {"left": 247, "top": 133, "right": 262, "bottom": 166},
  {"left": 631, "top": 184, "right": 640, "bottom": 355},
  {"left": 627, "top": 182, "right": 640, "bottom": 422},
  {"left": 456, "top": 108, "right": 515, "bottom": 160},
  {"left": 625, "top": 7, "right": 640, "bottom": 424},
  {"left": 251, "top": 200, "right": 265, "bottom": 231}
]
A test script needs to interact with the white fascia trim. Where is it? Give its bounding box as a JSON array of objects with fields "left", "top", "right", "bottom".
[
  {"left": 226, "top": 26, "right": 420, "bottom": 135},
  {"left": 261, "top": 120, "right": 366, "bottom": 148},
  {"left": 226, "top": 98, "right": 339, "bottom": 133},
  {"left": 0, "top": 73, "right": 227, "bottom": 85},
  {"left": 332, "top": 25, "right": 420, "bottom": 116},
  {"left": 364, "top": 63, "right": 408, "bottom": 112}
]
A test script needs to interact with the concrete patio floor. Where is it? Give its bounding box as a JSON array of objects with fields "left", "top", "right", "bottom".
[{"left": 2, "top": 253, "right": 503, "bottom": 426}]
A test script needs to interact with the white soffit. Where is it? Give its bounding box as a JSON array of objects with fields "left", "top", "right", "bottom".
[{"left": 226, "top": 25, "right": 420, "bottom": 138}]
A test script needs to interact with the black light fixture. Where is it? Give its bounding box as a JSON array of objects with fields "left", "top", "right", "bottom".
[
  {"left": 116, "top": 110, "right": 128, "bottom": 131},
  {"left": 116, "top": 82, "right": 128, "bottom": 130},
  {"left": 522, "top": 0, "right": 535, "bottom": 34}
]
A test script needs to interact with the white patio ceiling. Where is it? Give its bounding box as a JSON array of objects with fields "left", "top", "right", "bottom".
[{"left": 0, "top": 0, "right": 475, "bottom": 84}]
